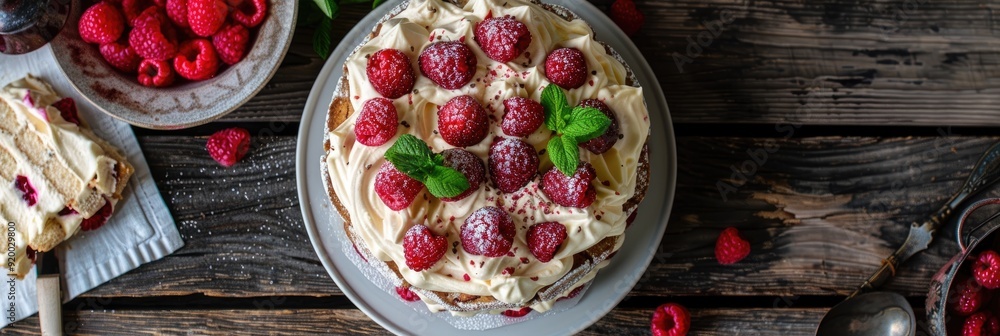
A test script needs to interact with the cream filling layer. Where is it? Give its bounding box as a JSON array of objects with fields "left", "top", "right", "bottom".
[{"left": 326, "top": 0, "right": 649, "bottom": 308}]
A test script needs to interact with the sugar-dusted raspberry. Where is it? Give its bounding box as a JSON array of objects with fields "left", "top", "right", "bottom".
[
  {"left": 651, "top": 302, "right": 691, "bottom": 336},
  {"left": 437, "top": 95, "right": 488, "bottom": 147},
  {"left": 715, "top": 227, "right": 751, "bottom": 265},
  {"left": 501, "top": 97, "right": 544, "bottom": 137},
  {"left": 403, "top": 224, "right": 447, "bottom": 271},
  {"left": 210, "top": 22, "right": 250, "bottom": 65},
  {"left": 610, "top": 0, "right": 645, "bottom": 36},
  {"left": 544, "top": 48, "right": 588, "bottom": 89},
  {"left": 964, "top": 311, "right": 1000, "bottom": 336},
  {"left": 460, "top": 206, "right": 515, "bottom": 257},
  {"left": 374, "top": 162, "right": 423, "bottom": 211},
  {"left": 137, "top": 59, "right": 176, "bottom": 87},
  {"left": 14, "top": 175, "right": 37, "bottom": 207},
  {"left": 501, "top": 307, "right": 532, "bottom": 317},
  {"left": 174, "top": 39, "right": 220, "bottom": 80},
  {"left": 952, "top": 275, "right": 993, "bottom": 316},
  {"left": 367, "top": 49, "right": 416, "bottom": 99},
  {"left": 488, "top": 137, "right": 539, "bottom": 193},
  {"left": 354, "top": 98, "right": 398, "bottom": 147},
  {"left": 541, "top": 163, "right": 597, "bottom": 208},
  {"left": 395, "top": 286, "right": 421, "bottom": 302},
  {"left": 80, "top": 198, "right": 114, "bottom": 231},
  {"left": 122, "top": 0, "right": 154, "bottom": 24},
  {"left": 975, "top": 250, "right": 1000, "bottom": 289},
  {"left": 79, "top": 2, "right": 125, "bottom": 44},
  {"left": 577, "top": 99, "right": 620, "bottom": 154},
  {"left": 206, "top": 127, "right": 251, "bottom": 167},
  {"left": 129, "top": 9, "right": 178, "bottom": 60},
  {"left": 440, "top": 148, "right": 485, "bottom": 202},
  {"left": 187, "top": 0, "right": 228, "bottom": 36},
  {"left": 166, "top": 0, "right": 189, "bottom": 28},
  {"left": 474, "top": 15, "right": 531, "bottom": 63},
  {"left": 100, "top": 40, "right": 141, "bottom": 74},
  {"left": 51, "top": 98, "right": 81, "bottom": 126},
  {"left": 527, "top": 222, "right": 567, "bottom": 262},
  {"left": 232, "top": 0, "right": 267, "bottom": 28},
  {"left": 419, "top": 41, "right": 477, "bottom": 90}
]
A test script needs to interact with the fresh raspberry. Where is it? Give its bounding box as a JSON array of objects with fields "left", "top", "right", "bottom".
[
  {"left": 952, "top": 276, "right": 993, "bottom": 316},
  {"left": 129, "top": 10, "right": 178, "bottom": 60},
  {"left": 367, "top": 49, "right": 416, "bottom": 99},
  {"left": 419, "top": 42, "right": 477, "bottom": 90},
  {"left": 231, "top": 0, "right": 267, "bottom": 28},
  {"left": 187, "top": 0, "right": 228, "bottom": 36},
  {"left": 461, "top": 206, "right": 515, "bottom": 257},
  {"left": 544, "top": 48, "right": 588, "bottom": 89},
  {"left": 14, "top": 175, "right": 37, "bottom": 207},
  {"left": 651, "top": 303, "right": 691, "bottom": 336},
  {"left": 527, "top": 222, "right": 567, "bottom": 262},
  {"left": 474, "top": 15, "right": 531, "bottom": 63},
  {"left": 501, "top": 97, "right": 544, "bottom": 137},
  {"left": 488, "top": 137, "right": 539, "bottom": 193},
  {"left": 541, "top": 163, "right": 597, "bottom": 208},
  {"left": 403, "top": 224, "right": 447, "bottom": 271},
  {"left": 99, "top": 40, "right": 141, "bottom": 74},
  {"left": 610, "top": 0, "right": 645, "bottom": 36},
  {"left": 79, "top": 2, "right": 125, "bottom": 44},
  {"left": 964, "top": 311, "right": 1000, "bottom": 336},
  {"left": 395, "top": 286, "right": 420, "bottom": 302},
  {"left": 121, "top": 0, "right": 154, "bottom": 25},
  {"left": 577, "top": 99, "right": 620, "bottom": 154},
  {"left": 166, "top": 0, "right": 190, "bottom": 28},
  {"left": 440, "top": 148, "right": 485, "bottom": 202},
  {"left": 354, "top": 98, "right": 398, "bottom": 146},
  {"left": 374, "top": 162, "right": 423, "bottom": 211},
  {"left": 208, "top": 22, "right": 248, "bottom": 65},
  {"left": 80, "top": 199, "right": 114, "bottom": 231},
  {"left": 137, "top": 59, "right": 175, "bottom": 87},
  {"left": 501, "top": 307, "right": 531, "bottom": 317},
  {"left": 174, "top": 39, "right": 220, "bottom": 80},
  {"left": 975, "top": 250, "right": 1000, "bottom": 289},
  {"left": 437, "top": 95, "right": 488, "bottom": 147},
  {"left": 715, "top": 227, "right": 751, "bottom": 265},
  {"left": 206, "top": 127, "right": 251, "bottom": 167},
  {"left": 51, "top": 98, "right": 81, "bottom": 126}
]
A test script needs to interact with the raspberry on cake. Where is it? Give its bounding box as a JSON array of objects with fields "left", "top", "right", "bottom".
[
  {"left": 0, "top": 75, "right": 134, "bottom": 279},
  {"left": 323, "top": 0, "right": 651, "bottom": 317}
]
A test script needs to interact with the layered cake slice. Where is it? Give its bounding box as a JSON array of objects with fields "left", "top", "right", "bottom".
[
  {"left": 323, "top": 0, "right": 650, "bottom": 316},
  {"left": 0, "top": 75, "right": 134, "bottom": 278}
]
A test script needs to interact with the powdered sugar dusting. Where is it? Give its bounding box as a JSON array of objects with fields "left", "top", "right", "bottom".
[
  {"left": 460, "top": 206, "right": 515, "bottom": 257},
  {"left": 488, "top": 137, "right": 539, "bottom": 193}
]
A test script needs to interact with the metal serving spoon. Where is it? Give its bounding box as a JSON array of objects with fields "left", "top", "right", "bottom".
[
  {"left": 816, "top": 142, "right": 1000, "bottom": 336},
  {"left": 0, "top": 0, "right": 71, "bottom": 55}
]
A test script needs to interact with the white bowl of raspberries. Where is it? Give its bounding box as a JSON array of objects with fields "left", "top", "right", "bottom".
[{"left": 50, "top": 0, "right": 296, "bottom": 129}]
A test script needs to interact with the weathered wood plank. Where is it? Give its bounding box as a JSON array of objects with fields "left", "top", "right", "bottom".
[{"left": 0, "top": 307, "right": 825, "bottom": 335}]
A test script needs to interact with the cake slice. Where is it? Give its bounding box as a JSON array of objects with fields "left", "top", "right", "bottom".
[{"left": 0, "top": 75, "right": 133, "bottom": 278}]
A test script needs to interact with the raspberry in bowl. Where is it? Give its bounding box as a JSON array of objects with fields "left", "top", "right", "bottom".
[{"left": 49, "top": 0, "right": 296, "bottom": 129}]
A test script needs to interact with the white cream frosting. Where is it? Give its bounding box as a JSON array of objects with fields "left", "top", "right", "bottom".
[
  {"left": 0, "top": 75, "right": 122, "bottom": 277},
  {"left": 326, "top": 0, "right": 649, "bottom": 312}
]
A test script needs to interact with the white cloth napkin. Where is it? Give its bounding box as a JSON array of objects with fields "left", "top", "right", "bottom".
[{"left": 0, "top": 46, "right": 185, "bottom": 328}]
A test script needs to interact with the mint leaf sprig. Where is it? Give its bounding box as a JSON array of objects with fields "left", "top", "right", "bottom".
[
  {"left": 384, "top": 134, "right": 470, "bottom": 198},
  {"left": 540, "top": 84, "right": 611, "bottom": 176},
  {"left": 302, "top": 0, "right": 387, "bottom": 59}
]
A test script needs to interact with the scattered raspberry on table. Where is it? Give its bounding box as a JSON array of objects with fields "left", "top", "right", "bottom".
[
  {"left": 651, "top": 302, "right": 690, "bottom": 336},
  {"left": 715, "top": 227, "right": 750, "bottom": 265}
]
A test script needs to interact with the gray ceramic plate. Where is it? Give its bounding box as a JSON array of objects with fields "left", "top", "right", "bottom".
[
  {"left": 50, "top": 0, "right": 297, "bottom": 129},
  {"left": 297, "top": 0, "right": 676, "bottom": 334}
]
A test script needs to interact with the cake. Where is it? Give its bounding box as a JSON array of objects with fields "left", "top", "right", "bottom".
[
  {"left": 0, "top": 75, "right": 134, "bottom": 278},
  {"left": 323, "top": 0, "right": 650, "bottom": 315}
]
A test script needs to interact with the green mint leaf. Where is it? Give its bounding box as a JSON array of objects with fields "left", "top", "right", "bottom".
[
  {"left": 313, "top": 0, "right": 339, "bottom": 19},
  {"left": 424, "top": 166, "right": 471, "bottom": 198},
  {"left": 313, "top": 17, "right": 333, "bottom": 59},
  {"left": 561, "top": 106, "right": 611, "bottom": 141},
  {"left": 373, "top": 0, "right": 386, "bottom": 9},
  {"left": 541, "top": 84, "right": 567, "bottom": 132},
  {"left": 297, "top": 0, "right": 324, "bottom": 27},
  {"left": 384, "top": 134, "right": 435, "bottom": 181},
  {"left": 547, "top": 135, "right": 579, "bottom": 176}
]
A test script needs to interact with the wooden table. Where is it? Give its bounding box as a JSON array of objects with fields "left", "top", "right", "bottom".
[{"left": 6, "top": 0, "right": 999, "bottom": 334}]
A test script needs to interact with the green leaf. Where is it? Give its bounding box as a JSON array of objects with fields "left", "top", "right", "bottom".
[
  {"left": 562, "top": 106, "right": 611, "bottom": 141},
  {"left": 541, "top": 84, "right": 567, "bottom": 132},
  {"left": 312, "top": 0, "right": 339, "bottom": 19},
  {"left": 313, "top": 18, "right": 334, "bottom": 59},
  {"left": 339, "top": 0, "right": 369, "bottom": 3},
  {"left": 373, "top": 0, "right": 386, "bottom": 9},
  {"left": 424, "top": 166, "right": 471, "bottom": 198},
  {"left": 384, "top": 134, "right": 436, "bottom": 180},
  {"left": 297, "top": 0, "right": 325, "bottom": 27},
  {"left": 547, "top": 135, "right": 579, "bottom": 176}
]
